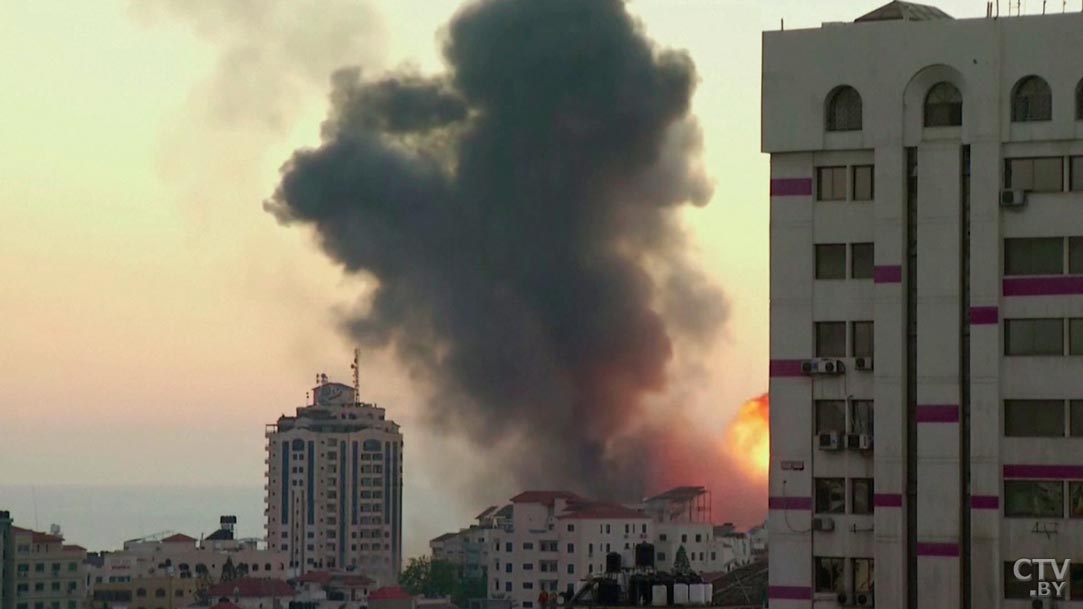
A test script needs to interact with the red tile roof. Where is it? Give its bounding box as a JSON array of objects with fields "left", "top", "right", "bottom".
[
  {"left": 558, "top": 502, "right": 646, "bottom": 520},
  {"left": 369, "top": 586, "right": 413, "bottom": 601},
  {"left": 295, "top": 571, "right": 373, "bottom": 588},
  {"left": 11, "top": 526, "right": 64, "bottom": 544},
  {"left": 474, "top": 506, "right": 497, "bottom": 520},
  {"left": 205, "top": 578, "right": 295, "bottom": 599},
  {"left": 161, "top": 534, "right": 197, "bottom": 543},
  {"left": 210, "top": 600, "right": 245, "bottom": 609},
  {"left": 509, "top": 491, "right": 582, "bottom": 507}
]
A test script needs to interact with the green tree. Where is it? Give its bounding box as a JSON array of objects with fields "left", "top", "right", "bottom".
[
  {"left": 400, "top": 557, "right": 459, "bottom": 598},
  {"left": 673, "top": 545, "right": 691, "bottom": 576},
  {"left": 451, "top": 575, "right": 488, "bottom": 607}
]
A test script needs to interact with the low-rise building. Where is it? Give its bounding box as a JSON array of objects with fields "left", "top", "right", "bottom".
[
  {"left": 292, "top": 570, "right": 374, "bottom": 609},
  {"left": 202, "top": 578, "right": 294, "bottom": 609}
]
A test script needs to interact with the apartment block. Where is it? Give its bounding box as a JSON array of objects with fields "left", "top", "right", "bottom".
[
  {"left": 764, "top": 2, "right": 1083, "bottom": 607},
  {"left": 2, "top": 524, "right": 86, "bottom": 609},
  {"left": 265, "top": 378, "right": 403, "bottom": 584}
]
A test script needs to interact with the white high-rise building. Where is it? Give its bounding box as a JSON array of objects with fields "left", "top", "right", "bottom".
[
  {"left": 764, "top": 2, "right": 1083, "bottom": 608},
  {"left": 265, "top": 377, "right": 403, "bottom": 584}
]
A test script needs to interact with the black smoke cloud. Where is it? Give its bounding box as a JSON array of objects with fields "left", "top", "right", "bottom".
[{"left": 267, "top": 0, "right": 724, "bottom": 500}]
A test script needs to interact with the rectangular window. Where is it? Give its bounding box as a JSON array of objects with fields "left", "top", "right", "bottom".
[
  {"left": 1005, "top": 562, "right": 1036, "bottom": 599},
  {"left": 814, "top": 557, "right": 845, "bottom": 594},
  {"left": 815, "top": 478, "right": 846, "bottom": 514},
  {"left": 814, "top": 400, "right": 846, "bottom": 434},
  {"left": 851, "top": 243, "right": 874, "bottom": 279},
  {"left": 1070, "top": 238, "right": 1083, "bottom": 274},
  {"left": 1071, "top": 319, "right": 1083, "bottom": 355},
  {"left": 851, "top": 400, "right": 873, "bottom": 435},
  {"left": 851, "top": 478, "right": 873, "bottom": 515},
  {"left": 815, "top": 244, "right": 847, "bottom": 279},
  {"left": 1072, "top": 563, "right": 1083, "bottom": 600},
  {"left": 1005, "top": 319, "right": 1063, "bottom": 355},
  {"left": 1006, "top": 157, "right": 1064, "bottom": 192},
  {"left": 817, "top": 167, "right": 847, "bottom": 201},
  {"left": 852, "top": 321, "right": 874, "bottom": 358},
  {"left": 1004, "top": 400, "right": 1064, "bottom": 437},
  {"left": 1070, "top": 482, "right": 1083, "bottom": 518},
  {"left": 852, "top": 558, "right": 874, "bottom": 594},
  {"left": 1071, "top": 401, "right": 1083, "bottom": 437},
  {"left": 1004, "top": 480, "right": 1063, "bottom": 517},
  {"left": 1072, "top": 156, "right": 1083, "bottom": 192},
  {"left": 815, "top": 322, "right": 847, "bottom": 357},
  {"left": 1004, "top": 237, "right": 1063, "bottom": 276},
  {"left": 852, "top": 165, "right": 874, "bottom": 201}
]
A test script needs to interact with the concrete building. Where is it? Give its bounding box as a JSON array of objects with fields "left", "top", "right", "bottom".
[
  {"left": 764, "top": 2, "right": 1083, "bottom": 607},
  {"left": 265, "top": 377, "right": 403, "bottom": 583},
  {"left": 292, "top": 570, "right": 375, "bottom": 609},
  {"left": 202, "top": 578, "right": 294, "bottom": 609},
  {"left": 429, "top": 507, "right": 507, "bottom": 582},
  {"left": 0, "top": 522, "right": 86, "bottom": 609},
  {"left": 481, "top": 489, "right": 753, "bottom": 609}
]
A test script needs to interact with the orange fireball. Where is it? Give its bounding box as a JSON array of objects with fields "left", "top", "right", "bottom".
[{"left": 725, "top": 393, "right": 769, "bottom": 479}]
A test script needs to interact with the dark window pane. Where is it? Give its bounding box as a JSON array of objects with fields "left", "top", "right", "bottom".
[
  {"left": 1071, "top": 401, "right": 1083, "bottom": 437},
  {"left": 851, "top": 400, "right": 873, "bottom": 435},
  {"left": 853, "top": 165, "right": 874, "bottom": 200},
  {"left": 1011, "top": 76, "right": 1052, "bottom": 122},
  {"left": 815, "top": 478, "right": 845, "bottom": 514},
  {"left": 851, "top": 243, "right": 874, "bottom": 279},
  {"left": 815, "top": 400, "right": 846, "bottom": 434},
  {"left": 1070, "top": 237, "right": 1083, "bottom": 274},
  {"left": 852, "top": 321, "right": 873, "bottom": 358},
  {"left": 925, "top": 82, "right": 963, "bottom": 127},
  {"left": 1004, "top": 480, "right": 1063, "bottom": 517},
  {"left": 1071, "top": 319, "right": 1083, "bottom": 355},
  {"left": 1072, "top": 157, "right": 1083, "bottom": 192},
  {"left": 817, "top": 167, "right": 847, "bottom": 201},
  {"left": 826, "top": 87, "right": 862, "bottom": 132},
  {"left": 1070, "top": 482, "right": 1083, "bottom": 518},
  {"left": 1004, "top": 400, "right": 1064, "bottom": 437},
  {"left": 816, "top": 322, "right": 847, "bottom": 357},
  {"left": 814, "top": 557, "right": 845, "bottom": 594},
  {"left": 815, "top": 244, "right": 846, "bottom": 279},
  {"left": 851, "top": 479, "right": 873, "bottom": 515},
  {"left": 1005, "top": 562, "right": 1035, "bottom": 599},
  {"left": 1005, "top": 319, "right": 1063, "bottom": 356},
  {"left": 1004, "top": 238, "right": 1063, "bottom": 276}
]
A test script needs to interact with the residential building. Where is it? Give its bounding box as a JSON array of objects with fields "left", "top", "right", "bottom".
[
  {"left": 2, "top": 523, "right": 86, "bottom": 609},
  {"left": 265, "top": 377, "right": 403, "bottom": 583},
  {"left": 202, "top": 578, "right": 294, "bottom": 609},
  {"left": 87, "top": 517, "right": 290, "bottom": 609},
  {"left": 764, "top": 2, "right": 1083, "bottom": 607},
  {"left": 429, "top": 507, "right": 506, "bottom": 581},
  {"left": 292, "top": 569, "right": 374, "bottom": 609},
  {"left": 481, "top": 489, "right": 752, "bottom": 609}
]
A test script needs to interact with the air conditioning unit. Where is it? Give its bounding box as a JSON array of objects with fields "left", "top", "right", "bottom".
[
  {"left": 802, "top": 358, "right": 845, "bottom": 376},
  {"left": 845, "top": 433, "right": 861, "bottom": 450},
  {"left": 856, "top": 593, "right": 874, "bottom": 607},
  {"left": 836, "top": 593, "right": 849, "bottom": 606},
  {"left": 818, "top": 432, "right": 842, "bottom": 451},
  {"left": 811, "top": 517, "right": 835, "bottom": 532},
  {"left": 858, "top": 434, "right": 874, "bottom": 451},
  {"left": 854, "top": 357, "right": 874, "bottom": 371},
  {"left": 1001, "top": 189, "right": 1027, "bottom": 209}
]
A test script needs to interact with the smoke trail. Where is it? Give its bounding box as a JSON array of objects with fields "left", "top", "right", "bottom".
[{"left": 267, "top": 0, "right": 728, "bottom": 502}]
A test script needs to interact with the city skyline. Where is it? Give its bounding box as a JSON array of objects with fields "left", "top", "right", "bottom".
[{"left": 1, "top": 0, "right": 1002, "bottom": 563}]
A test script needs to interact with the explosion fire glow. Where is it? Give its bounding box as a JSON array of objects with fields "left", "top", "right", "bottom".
[{"left": 725, "top": 393, "right": 769, "bottom": 479}]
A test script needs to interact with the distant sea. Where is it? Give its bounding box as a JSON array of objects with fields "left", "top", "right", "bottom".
[{"left": 0, "top": 485, "right": 265, "bottom": 551}]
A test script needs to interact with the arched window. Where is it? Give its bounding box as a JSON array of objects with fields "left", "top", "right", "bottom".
[
  {"left": 924, "top": 82, "right": 962, "bottom": 127},
  {"left": 1076, "top": 78, "right": 1083, "bottom": 120},
  {"left": 1011, "top": 76, "right": 1052, "bottom": 122},
  {"left": 154, "top": 589, "right": 166, "bottom": 598},
  {"left": 136, "top": 589, "right": 146, "bottom": 598},
  {"left": 826, "top": 86, "right": 863, "bottom": 132}
]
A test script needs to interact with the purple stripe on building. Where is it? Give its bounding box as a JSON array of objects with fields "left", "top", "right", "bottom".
[
  {"left": 916, "top": 404, "right": 960, "bottom": 423},
  {"left": 873, "top": 493, "right": 903, "bottom": 507},
  {"left": 873, "top": 265, "right": 902, "bottom": 284},
  {"left": 767, "top": 586, "right": 813, "bottom": 600},
  {"left": 770, "top": 178, "right": 813, "bottom": 197},
  {"left": 768, "top": 496, "right": 812, "bottom": 510},
  {"left": 1004, "top": 464, "right": 1083, "bottom": 479},
  {"left": 971, "top": 495, "right": 999, "bottom": 510},
  {"left": 969, "top": 306, "right": 999, "bottom": 325},
  {"left": 770, "top": 359, "right": 806, "bottom": 378},
  {"left": 916, "top": 542, "right": 960, "bottom": 557},
  {"left": 1004, "top": 275, "right": 1083, "bottom": 297}
]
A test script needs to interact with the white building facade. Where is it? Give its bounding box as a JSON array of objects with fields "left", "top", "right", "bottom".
[
  {"left": 764, "top": 2, "right": 1083, "bottom": 608},
  {"left": 265, "top": 380, "right": 403, "bottom": 584}
]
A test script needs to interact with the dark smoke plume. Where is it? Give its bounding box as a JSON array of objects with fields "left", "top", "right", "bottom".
[{"left": 267, "top": 0, "right": 727, "bottom": 501}]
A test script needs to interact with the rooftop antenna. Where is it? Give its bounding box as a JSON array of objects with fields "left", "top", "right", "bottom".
[
  {"left": 351, "top": 347, "right": 361, "bottom": 403},
  {"left": 1043, "top": 0, "right": 1047, "bottom": 13}
]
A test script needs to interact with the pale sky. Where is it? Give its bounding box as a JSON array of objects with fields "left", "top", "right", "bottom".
[{"left": 0, "top": 0, "right": 996, "bottom": 558}]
